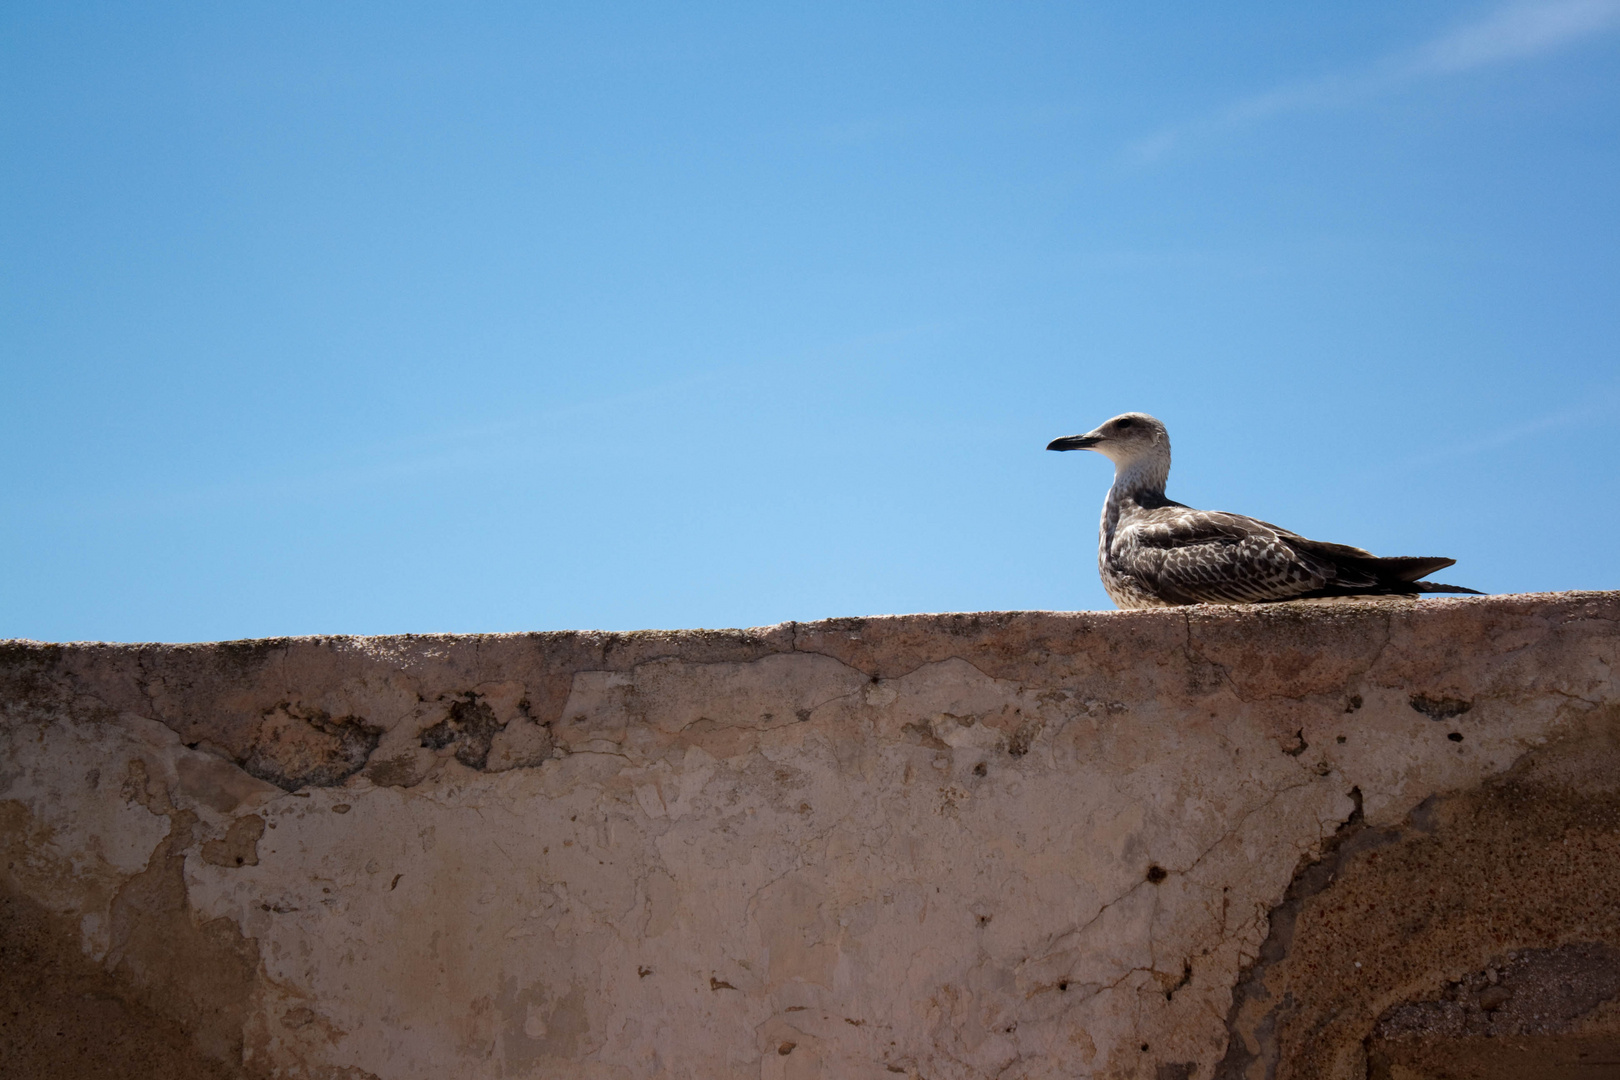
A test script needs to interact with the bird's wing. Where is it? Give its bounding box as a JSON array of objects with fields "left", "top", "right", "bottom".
[{"left": 1111, "top": 508, "right": 1339, "bottom": 603}]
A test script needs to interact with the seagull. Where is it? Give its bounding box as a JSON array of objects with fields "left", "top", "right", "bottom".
[{"left": 1047, "top": 412, "right": 1482, "bottom": 609}]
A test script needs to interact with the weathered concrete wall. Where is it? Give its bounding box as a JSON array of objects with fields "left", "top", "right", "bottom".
[{"left": 2, "top": 592, "right": 1617, "bottom": 1080}]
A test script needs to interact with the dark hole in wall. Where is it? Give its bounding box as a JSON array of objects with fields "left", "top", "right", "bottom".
[
  {"left": 1409, "top": 694, "right": 1472, "bottom": 721},
  {"left": 241, "top": 705, "right": 381, "bottom": 791},
  {"left": 419, "top": 696, "right": 504, "bottom": 770}
]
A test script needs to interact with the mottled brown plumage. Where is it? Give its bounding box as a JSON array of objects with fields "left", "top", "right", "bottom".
[{"left": 1047, "top": 413, "right": 1480, "bottom": 609}]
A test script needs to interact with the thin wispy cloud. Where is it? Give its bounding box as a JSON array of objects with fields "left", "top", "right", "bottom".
[
  {"left": 1415, "top": 0, "right": 1620, "bottom": 72},
  {"left": 1129, "top": 0, "right": 1620, "bottom": 162}
]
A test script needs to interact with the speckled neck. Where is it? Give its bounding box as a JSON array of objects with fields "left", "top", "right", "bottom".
[{"left": 1110, "top": 451, "right": 1170, "bottom": 501}]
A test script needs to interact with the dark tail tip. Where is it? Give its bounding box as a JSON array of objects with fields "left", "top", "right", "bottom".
[
  {"left": 1414, "top": 582, "right": 1484, "bottom": 595},
  {"left": 1376, "top": 556, "right": 1457, "bottom": 583}
]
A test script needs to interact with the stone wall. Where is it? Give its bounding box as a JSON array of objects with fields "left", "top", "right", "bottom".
[{"left": 2, "top": 592, "right": 1617, "bottom": 1079}]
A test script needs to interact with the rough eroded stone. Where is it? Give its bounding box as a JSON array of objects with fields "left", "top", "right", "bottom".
[{"left": 1, "top": 591, "right": 1617, "bottom": 1079}]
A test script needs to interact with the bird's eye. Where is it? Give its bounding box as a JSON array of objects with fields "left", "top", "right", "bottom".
[{"left": 1116, "top": 418, "right": 1133, "bottom": 429}]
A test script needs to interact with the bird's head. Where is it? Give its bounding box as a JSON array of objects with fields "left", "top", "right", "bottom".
[
  {"left": 1048, "top": 413, "right": 1171, "bottom": 493},
  {"left": 1047, "top": 413, "right": 1167, "bottom": 462}
]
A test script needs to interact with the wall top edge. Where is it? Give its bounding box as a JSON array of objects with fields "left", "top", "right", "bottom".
[{"left": 2, "top": 589, "right": 1616, "bottom": 653}]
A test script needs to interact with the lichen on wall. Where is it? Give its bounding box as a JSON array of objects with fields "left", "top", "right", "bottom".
[{"left": 2, "top": 592, "right": 1617, "bottom": 1079}]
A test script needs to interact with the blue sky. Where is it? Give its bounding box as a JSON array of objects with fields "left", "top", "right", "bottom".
[{"left": 3, "top": 2, "right": 1618, "bottom": 642}]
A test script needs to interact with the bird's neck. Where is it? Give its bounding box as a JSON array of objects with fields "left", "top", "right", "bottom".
[{"left": 1109, "top": 455, "right": 1170, "bottom": 503}]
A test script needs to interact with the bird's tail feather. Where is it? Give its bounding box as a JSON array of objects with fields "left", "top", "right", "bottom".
[
  {"left": 1289, "top": 540, "right": 1459, "bottom": 583},
  {"left": 1371, "top": 556, "right": 1457, "bottom": 583},
  {"left": 1412, "top": 581, "right": 1484, "bottom": 595},
  {"left": 1292, "top": 546, "right": 1482, "bottom": 597}
]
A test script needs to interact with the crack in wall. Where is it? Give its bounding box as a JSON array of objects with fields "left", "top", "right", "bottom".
[{"left": 1180, "top": 778, "right": 1321, "bottom": 882}]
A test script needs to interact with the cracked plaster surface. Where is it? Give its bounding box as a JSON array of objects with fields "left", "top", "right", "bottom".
[{"left": 1, "top": 591, "right": 1617, "bottom": 1079}]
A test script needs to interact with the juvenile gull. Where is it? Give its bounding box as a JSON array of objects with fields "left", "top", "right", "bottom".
[{"left": 1047, "top": 412, "right": 1481, "bottom": 609}]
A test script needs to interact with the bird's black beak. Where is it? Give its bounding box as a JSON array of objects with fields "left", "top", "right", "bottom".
[{"left": 1046, "top": 434, "right": 1101, "bottom": 451}]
